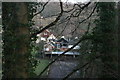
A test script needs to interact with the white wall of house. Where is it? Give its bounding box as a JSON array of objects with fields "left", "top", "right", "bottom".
[
  {"left": 41, "top": 37, "right": 46, "bottom": 41},
  {"left": 47, "top": 34, "right": 56, "bottom": 39},
  {"left": 68, "top": 45, "right": 80, "bottom": 49}
]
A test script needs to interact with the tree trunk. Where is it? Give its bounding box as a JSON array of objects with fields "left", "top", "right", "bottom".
[
  {"left": 117, "top": 2, "right": 120, "bottom": 77},
  {"left": 2, "top": 3, "right": 30, "bottom": 78}
]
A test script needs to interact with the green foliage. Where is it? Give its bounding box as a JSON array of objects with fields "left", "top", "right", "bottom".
[
  {"left": 79, "top": 2, "right": 117, "bottom": 78},
  {"left": 27, "top": 3, "right": 41, "bottom": 77},
  {"left": 91, "top": 2, "right": 116, "bottom": 78},
  {"left": 31, "top": 46, "right": 38, "bottom": 56}
]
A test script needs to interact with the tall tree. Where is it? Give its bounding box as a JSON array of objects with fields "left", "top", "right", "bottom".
[
  {"left": 78, "top": 2, "right": 118, "bottom": 78},
  {"left": 2, "top": 3, "right": 33, "bottom": 78},
  {"left": 117, "top": 1, "right": 120, "bottom": 77},
  {"left": 91, "top": 2, "right": 117, "bottom": 78}
]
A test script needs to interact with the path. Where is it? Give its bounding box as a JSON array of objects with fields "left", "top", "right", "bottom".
[{"left": 48, "top": 60, "right": 80, "bottom": 78}]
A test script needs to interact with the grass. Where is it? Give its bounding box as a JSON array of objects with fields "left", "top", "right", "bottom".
[{"left": 34, "top": 59, "right": 50, "bottom": 77}]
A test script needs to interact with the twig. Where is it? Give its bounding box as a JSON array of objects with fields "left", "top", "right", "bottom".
[
  {"left": 56, "top": 17, "right": 71, "bottom": 38},
  {"left": 49, "top": 2, "right": 91, "bottom": 30},
  {"left": 31, "top": 1, "right": 63, "bottom": 38},
  {"left": 33, "top": 0, "right": 50, "bottom": 17},
  {"left": 56, "top": 2, "right": 92, "bottom": 38},
  {"left": 71, "top": 3, "right": 97, "bottom": 35}
]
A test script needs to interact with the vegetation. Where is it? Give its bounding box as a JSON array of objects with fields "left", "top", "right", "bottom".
[
  {"left": 34, "top": 59, "right": 50, "bottom": 77},
  {"left": 78, "top": 2, "right": 118, "bottom": 78},
  {"left": 92, "top": 2, "right": 117, "bottom": 78}
]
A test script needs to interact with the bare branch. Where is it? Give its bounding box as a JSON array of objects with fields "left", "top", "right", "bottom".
[
  {"left": 31, "top": 1, "right": 63, "bottom": 38},
  {"left": 66, "top": 2, "right": 91, "bottom": 18},
  {"left": 56, "top": 18, "right": 71, "bottom": 38},
  {"left": 71, "top": 3, "right": 97, "bottom": 35},
  {"left": 54, "top": 2, "right": 92, "bottom": 38},
  {"left": 56, "top": 2, "right": 91, "bottom": 25},
  {"left": 45, "top": 2, "right": 91, "bottom": 32},
  {"left": 33, "top": 0, "right": 50, "bottom": 17},
  {"left": 72, "top": 2, "right": 91, "bottom": 17},
  {"left": 63, "top": 3, "right": 77, "bottom": 13}
]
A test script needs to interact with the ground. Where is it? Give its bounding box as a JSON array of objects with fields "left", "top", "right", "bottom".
[
  {"left": 48, "top": 60, "right": 80, "bottom": 78},
  {"left": 35, "top": 56, "right": 80, "bottom": 78}
]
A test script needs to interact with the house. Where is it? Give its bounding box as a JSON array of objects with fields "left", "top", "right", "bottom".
[
  {"left": 51, "top": 51, "right": 80, "bottom": 56},
  {"left": 37, "top": 31, "right": 81, "bottom": 57},
  {"left": 44, "top": 36, "right": 81, "bottom": 58},
  {"left": 47, "top": 34, "right": 57, "bottom": 43},
  {"left": 55, "top": 37, "right": 80, "bottom": 51},
  {"left": 40, "top": 29, "right": 52, "bottom": 41},
  {"left": 55, "top": 37, "right": 69, "bottom": 51},
  {"left": 68, "top": 40, "right": 80, "bottom": 50},
  {"left": 36, "top": 29, "right": 55, "bottom": 43},
  {"left": 39, "top": 30, "right": 57, "bottom": 52},
  {"left": 44, "top": 42, "right": 55, "bottom": 52}
]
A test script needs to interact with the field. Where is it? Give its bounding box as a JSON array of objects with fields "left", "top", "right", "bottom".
[{"left": 34, "top": 59, "right": 50, "bottom": 77}]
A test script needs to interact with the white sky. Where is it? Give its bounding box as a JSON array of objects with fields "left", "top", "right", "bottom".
[
  {"left": 62, "top": 0, "right": 89, "bottom": 3},
  {"left": 1, "top": 0, "right": 117, "bottom": 2},
  {"left": 37, "top": 0, "right": 89, "bottom": 3}
]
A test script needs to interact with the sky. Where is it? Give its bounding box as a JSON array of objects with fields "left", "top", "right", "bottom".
[
  {"left": 1, "top": 0, "right": 118, "bottom": 2},
  {"left": 62, "top": 0, "right": 89, "bottom": 3},
  {"left": 37, "top": 0, "right": 89, "bottom": 3}
]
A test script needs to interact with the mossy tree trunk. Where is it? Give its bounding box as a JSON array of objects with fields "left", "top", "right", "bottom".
[{"left": 2, "top": 3, "right": 31, "bottom": 78}]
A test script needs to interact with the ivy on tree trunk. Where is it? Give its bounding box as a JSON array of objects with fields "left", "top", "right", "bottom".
[{"left": 2, "top": 2, "right": 36, "bottom": 78}]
